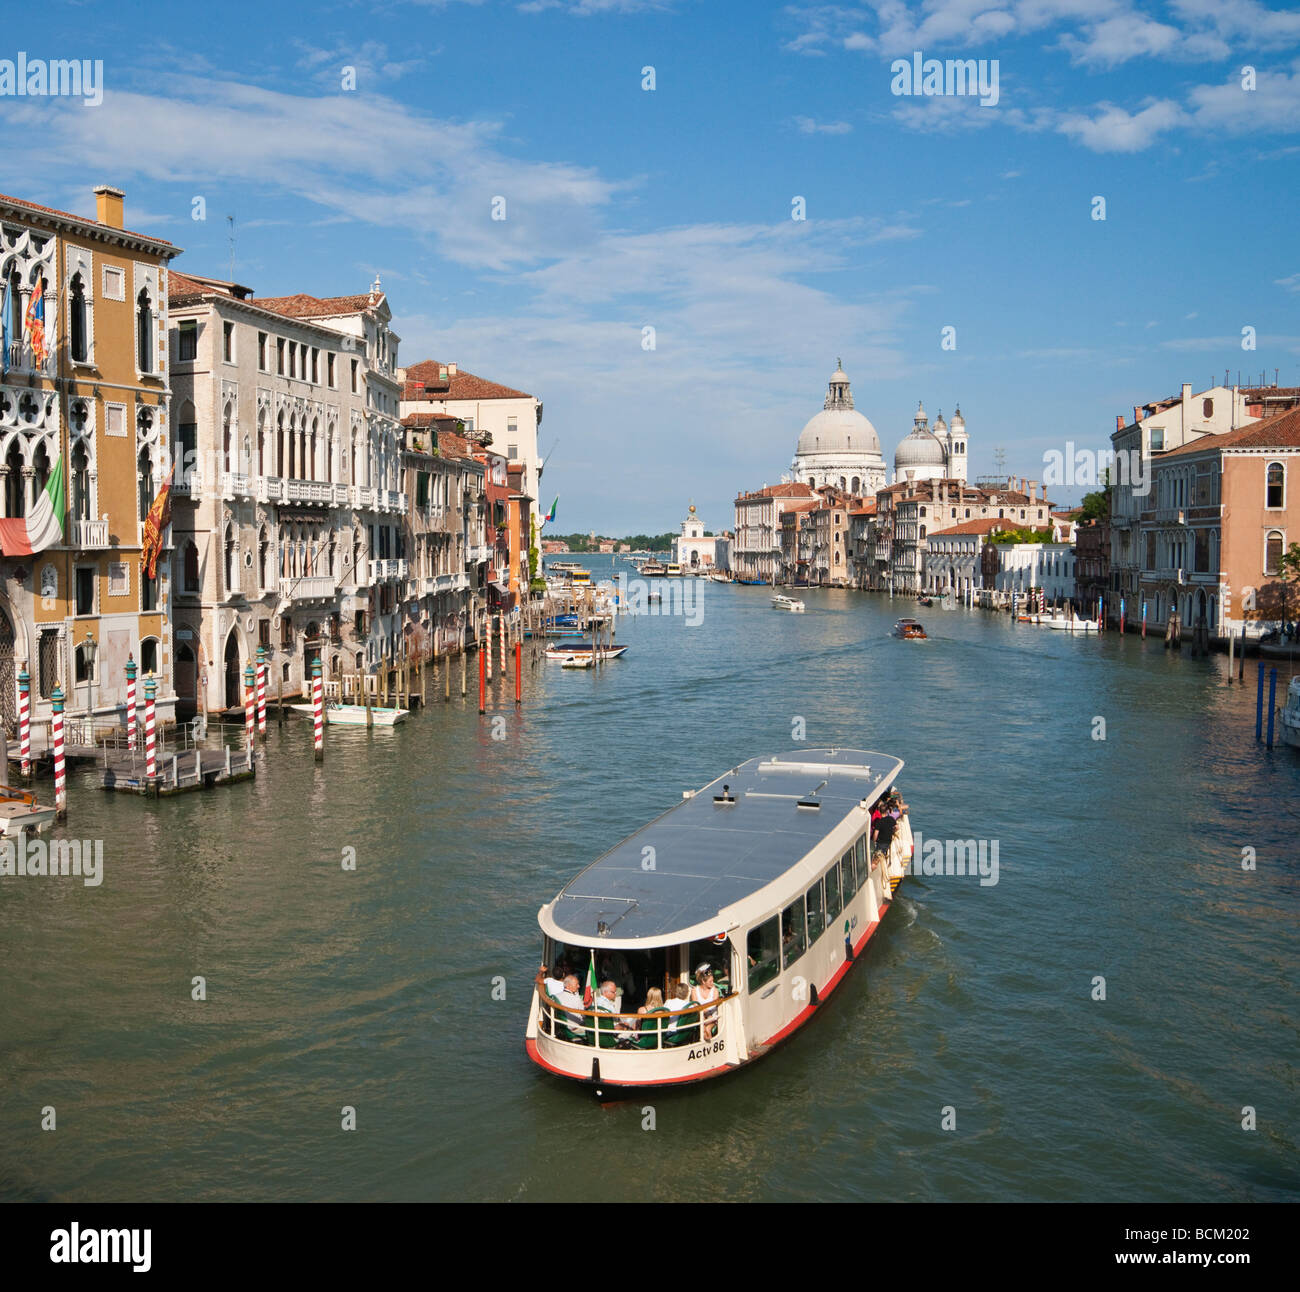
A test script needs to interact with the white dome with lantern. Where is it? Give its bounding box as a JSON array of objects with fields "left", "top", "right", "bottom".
[{"left": 791, "top": 360, "right": 887, "bottom": 495}]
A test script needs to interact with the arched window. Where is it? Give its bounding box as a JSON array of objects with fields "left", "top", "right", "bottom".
[
  {"left": 183, "top": 540, "right": 200, "bottom": 591},
  {"left": 31, "top": 440, "right": 50, "bottom": 508},
  {"left": 137, "top": 447, "right": 154, "bottom": 522},
  {"left": 260, "top": 526, "right": 270, "bottom": 590},
  {"left": 277, "top": 411, "right": 286, "bottom": 476},
  {"left": 75, "top": 642, "right": 95, "bottom": 684},
  {"left": 257, "top": 409, "right": 266, "bottom": 475},
  {"left": 309, "top": 418, "right": 319, "bottom": 481},
  {"left": 225, "top": 524, "right": 236, "bottom": 594},
  {"left": 137, "top": 288, "right": 153, "bottom": 373},
  {"left": 288, "top": 414, "right": 297, "bottom": 479},
  {"left": 71, "top": 441, "right": 92, "bottom": 521},
  {"left": 1266, "top": 462, "right": 1284, "bottom": 509},
  {"left": 4, "top": 440, "right": 25, "bottom": 518},
  {"left": 222, "top": 402, "right": 233, "bottom": 473},
  {"left": 6, "top": 273, "right": 21, "bottom": 355},
  {"left": 140, "top": 637, "right": 159, "bottom": 675},
  {"left": 70, "top": 272, "right": 88, "bottom": 362},
  {"left": 1265, "top": 530, "right": 1283, "bottom": 577}
]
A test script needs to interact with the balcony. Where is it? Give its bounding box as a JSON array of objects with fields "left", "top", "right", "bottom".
[
  {"left": 466, "top": 545, "right": 490, "bottom": 564},
  {"left": 220, "top": 471, "right": 253, "bottom": 501},
  {"left": 285, "top": 478, "right": 333, "bottom": 505},
  {"left": 424, "top": 572, "right": 469, "bottom": 595},
  {"left": 352, "top": 485, "right": 376, "bottom": 509},
  {"left": 368, "top": 558, "right": 409, "bottom": 582},
  {"left": 280, "top": 575, "right": 338, "bottom": 602},
  {"left": 4, "top": 341, "right": 54, "bottom": 376},
  {"left": 71, "top": 518, "right": 109, "bottom": 549}
]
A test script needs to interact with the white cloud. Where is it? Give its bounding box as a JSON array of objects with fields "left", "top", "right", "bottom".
[
  {"left": 1276, "top": 273, "right": 1300, "bottom": 293},
  {"left": 1186, "top": 64, "right": 1300, "bottom": 133},
  {"left": 1057, "top": 99, "right": 1184, "bottom": 151},
  {"left": 794, "top": 115, "right": 854, "bottom": 133}
]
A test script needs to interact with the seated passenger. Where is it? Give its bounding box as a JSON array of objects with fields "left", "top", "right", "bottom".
[
  {"left": 557, "top": 974, "right": 588, "bottom": 1040},
  {"left": 665, "top": 980, "right": 697, "bottom": 1043},
  {"left": 637, "top": 987, "right": 665, "bottom": 1016},
  {"left": 692, "top": 964, "right": 720, "bottom": 1039}
]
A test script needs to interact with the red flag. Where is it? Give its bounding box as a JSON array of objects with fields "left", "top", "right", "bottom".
[{"left": 141, "top": 463, "right": 175, "bottom": 581}]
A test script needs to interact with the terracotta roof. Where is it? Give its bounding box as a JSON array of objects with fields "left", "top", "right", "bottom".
[
  {"left": 403, "top": 359, "right": 533, "bottom": 402},
  {"left": 0, "top": 190, "right": 176, "bottom": 248},
  {"left": 400, "top": 412, "right": 462, "bottom": 430},
  {"left": 167, "top": 270, "right": 212, "bottom": 302},
  {"left": 253, "top": 292, "right": 378, "bottom": 319},
  {"left": 735, "top": 483, "right": 817, "bottom": 502},
  {"left": 1160, "top": 408, "right": 1300, "bottom": 457},
  {"left": 936, "top": 518, "right": 1010, "bottom": 536}
]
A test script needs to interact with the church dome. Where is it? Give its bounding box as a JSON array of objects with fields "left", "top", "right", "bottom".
[
  {"left": 933, "top": 410, "right": 948, "bottom": 433},
  {"left": 795, "top": 361, "right": 882, "bottom": 457},
  {"left": 797, "top": 407, "right": 881, "bottom": 457},
  {"left": 951, "top": 404, "right": 965, "bottom": 427},
  {"left": 895, "top": 425, "right": 947, "bottom": 470}
]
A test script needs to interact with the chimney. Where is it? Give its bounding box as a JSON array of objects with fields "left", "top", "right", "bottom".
[
  {"left": 1029, "top": 480, "right": 1037, "bottom": 502},
  {"left": 1181, "top": 382, "right": 1191, "bottom": 435},
  {"left": 93, "top": 185, "right": 124, "bottom": 229},
  {"left": 448, "top": 362, "right": 458, "bottom": 377},
  {"left": 1133, "top": 405, "right": 1141, "bottom": 426},
  {"left": 1116, "top": 413, "right": 1124, "bottom": 433}
]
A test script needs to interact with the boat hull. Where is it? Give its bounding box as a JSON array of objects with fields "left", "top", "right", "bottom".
[{"left": 288, "top": 703, "right": 408, "bottom": 726}]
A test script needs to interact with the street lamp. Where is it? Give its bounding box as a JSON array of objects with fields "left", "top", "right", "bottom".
[{"left": 82, "top": 631, "right": 97, "bottom": 717}]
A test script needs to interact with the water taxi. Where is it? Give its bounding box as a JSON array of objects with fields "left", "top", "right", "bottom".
[
  {"left": 525, "top": 749, "right": 914, "bottom": 1091},
  {"left": 641, "top": 560, "right": 668, "bottom": 578},
  {"left": 0, "top": 783, "right": 56, "bottom": 836},
  {"left": 547, "top": 560, "right": 582, "bottom": 573},
  {"left": 891, "top": 618, "right": 927, "bottom": 639},
  {"left": 771, "top": 594, "right": 806, "bottom": 613}
]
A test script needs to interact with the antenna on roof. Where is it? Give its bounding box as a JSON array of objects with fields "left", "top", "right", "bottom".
[
  {"left": 993, "top": 445, "right": 1007, "bottom": 476},
  {"left": 226, "top": 215, "right": 236, "bottom": 282}
]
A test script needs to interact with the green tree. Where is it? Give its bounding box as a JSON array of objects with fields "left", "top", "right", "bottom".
[{"left": 1279, "top": 541, "right": 1300, "bottom": 623}]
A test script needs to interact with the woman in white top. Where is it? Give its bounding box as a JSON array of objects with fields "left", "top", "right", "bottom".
[{"left": 691, "top": 964, "right": 720, "bottom": 1039}]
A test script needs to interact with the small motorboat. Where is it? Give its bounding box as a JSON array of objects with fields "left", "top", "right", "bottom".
[
  {"left": 772, "top": 594, "right": 806, "bottom": 613},
  {"left": 891, "top": 619, "right": 927, "bottom": 639},
  {"left": 916, "top": 595, "right": 933, "bottom": 606},
  {"left": 0, "top": 783, "right": 56, "bottom": 836},
  {"left": 545, "top": 640, "right": 629, "bottom": 661},
  {"left": 288, "top": 702, "right": 408, "bottom": 726},
  {"left": 561, "top": 655, "right": 596, "bottom": 669},
  {"left": 1041, "top": 616, "right": 1099, "bottom": 632}
]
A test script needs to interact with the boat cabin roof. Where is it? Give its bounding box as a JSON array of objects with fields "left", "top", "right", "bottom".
[{"left": 541, "top": 749, "right": 902, "bottom": 948}]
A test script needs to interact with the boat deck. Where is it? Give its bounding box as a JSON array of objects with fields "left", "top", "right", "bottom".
[{"left": 547, "top": 749, "right": 901, "bottom": 944}]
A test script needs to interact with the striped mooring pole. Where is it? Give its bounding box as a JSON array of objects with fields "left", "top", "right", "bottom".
[
  {"left": 244, "top": 663, "right": 255, "bottom": 750},
  {"left": 1142, "top": 601, "right": 1148, "bottom": 639},
  {"left": 125, "top": 654, "right": 137, "bottom": 749},
  {"left": 144, "top": 674, "right": 157, "bottom": 783},
  {"left": 51, "top": 684, "right": 66, "bottom": 820},
  {"left": 256, "top": 646, "right": 268, "bottom": 738},
  {"left": 486, "top": 616, "right": 494, "bottom": 682},
  {"left": 1120, "top": 598, "right": 1126, "bottom": 635},
  {"left": 312, "top": 659, "right": 324, "bottom": 762},
  {"left": 18, "top": 666, "right": 31, "bottom": 779},
  {"left": 499, "top": 611, "right": 507, "bottom": 677}
]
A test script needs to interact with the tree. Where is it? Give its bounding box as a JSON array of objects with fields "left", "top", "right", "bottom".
[{"left": 1279, "top": 542, "right": 1300, "bottom": 625}]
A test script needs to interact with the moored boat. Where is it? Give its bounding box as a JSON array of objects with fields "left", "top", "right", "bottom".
[
  {"left": 0, "top": 783, "right": 56, "bottom": 836},
  {"left": 642, "top": 560, "right": 668, "bottom": 577},
  {"left": 1279, "top": 677, "right": 1300, "bottom": 749},
  {"left": 525, "top": 749, "right": 914, "bottom": 1091},
  {"left": 288, "top": 702, "right": 408, "bottom": 726},
  {"left": 892, "top": 618, "right": 927, "bottom": 639},
  {"left": 544, "top": 640, "right": 629, "bottom": 661}
]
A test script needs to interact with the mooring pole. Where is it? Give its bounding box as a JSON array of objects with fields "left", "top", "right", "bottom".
[{"left": 1266, "top": 667, "right": 1278, "bottom": 749}]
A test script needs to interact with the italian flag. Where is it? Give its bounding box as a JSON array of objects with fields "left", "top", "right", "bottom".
[
  {"left": 584, "top": 951, "right": 597, "bottom": 1008},
  {"left": 0, "top": 454, "right": 65, "bottom": 556}
]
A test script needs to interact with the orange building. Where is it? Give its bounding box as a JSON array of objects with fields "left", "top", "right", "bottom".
[
  {"left": 1147, "top": 406, "right": 1300, "bottom": 635},
  {"left": 1, "top": 186, "right": 180, "bottom": 738}
]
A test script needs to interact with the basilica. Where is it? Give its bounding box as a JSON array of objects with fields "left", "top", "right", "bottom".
[{"left": 791, "top": 362, "right": 968, "bottom": 489}]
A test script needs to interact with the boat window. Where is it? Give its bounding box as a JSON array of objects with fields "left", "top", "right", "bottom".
[
  {"left": 854, "top": 834, "right": 868, "bottom": 889},
  {"left": 747, "top": 917, "right": 780, "bottom": 993},
  {"left": 840, "top": 850, "right": 858, "bottom": 901},
  {"left": 806, "top": 879, "right": 825, "bottom": 943},
  {"left": 781, "top": 898, "right": 806, "bottom": 969},
  {"left": 825, "top": 863, "right": 842, "bottom": 920}
]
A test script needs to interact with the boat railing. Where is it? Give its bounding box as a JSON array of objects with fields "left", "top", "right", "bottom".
[{"left": 536, "top": 988, "right": 737, "bottom": 1052}]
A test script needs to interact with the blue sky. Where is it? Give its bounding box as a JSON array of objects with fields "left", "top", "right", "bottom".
[{"left": 4, "top": 0, "right": 1299, "bottom": 531}]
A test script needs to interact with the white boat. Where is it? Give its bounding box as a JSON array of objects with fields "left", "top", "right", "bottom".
[
  {"left": 561, "top": 655, "right": 596, "bottom": 669},
  {"left": 526, "top": 749, "right": 913, "bottom": 1092},
  {"left": 544, "top": 641, "right": 628, "bottom": 662},
  {"left": 1041, "top": 616, "right": 1099, "bottom": 632},
  {"left": 0, "top": 784, "right": 56, "bottom": 836},
  {"left": 1279, "top": 677, "right": 1300, "bottom": 749},
  {"left": 771, "top": 594, "right": 806, "bottom": 612},
  {"left": 288, "top": 702, "right": 408, "bottom": 726}
]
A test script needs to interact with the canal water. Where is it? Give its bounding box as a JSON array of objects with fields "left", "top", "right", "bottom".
[{"left": 1, "top": 556, "right": 1296, "bottom": 1202}]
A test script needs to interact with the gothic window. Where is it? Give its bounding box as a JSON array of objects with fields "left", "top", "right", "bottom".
[
  {"left": 137, "top": 447, "right": 154, "bottom": 523},
  {"left": 71, "top": 441, "right": 92, "bottom": 521},
  {"left": 1265, "top": 531, "right": 1283, "bottom": 577},
  {"left": 183, "top": 540, "right": 200, "bottom": 592},
  {"left": 4, "top": 440, "right": 25, "bottom": 518},
  {"left": 70, "top": 273, "right": 88, "bottom": 362},
  {"left": 6, "top": 273, "right": 22, "bottom": 358},
  {"left": 310, "top": 418, "right": 319, "bottom": 481},
  {"left": 136, "top": 288, "right": 153, "bottom": 373},
  {"left": 288, "top": 414, "right": 297, "bottom": 478},
  {"left": 257, "top": 409, "right": 266, "bottom": 475},
  {"left": 224, "top": 524, "right": 236, "bottom": 594},
  {"left": 223, "top": 402, "right": 233, "bottom": 473},
  {"left": 177, "top": 400, "right": 197, "bottom": 481},
  {"left": 31, "top": 440, "right": 51, "bottom": 508},
  {"left": 277, "top": 411, "right": 286, "bottom": 476},
  {"left": 260, "top": 526, "right": 270, "bottom": 590}
]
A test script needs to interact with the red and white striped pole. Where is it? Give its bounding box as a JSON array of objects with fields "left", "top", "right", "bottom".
[
  {"left": 18, "top": 666, "right": 31, "bottom": 780},
  {"left": 499, "top": 612, "right": 506, "bottom": 678},
  {"left": 486, "top": 615, "right": 493, "bottom": 682},
  {"left": 256, "top": 646, "right": 268, "bottom": 738},
  {"left": 51, "top": 684, "right": 66, "bottom": 820},
  {"left": 244, "top": 663, "right": 255, "bottom": 750},
  {"left": 125, "top": 655, "right": 137, "bottom": 749},
  {"left": 312, "top": 658, "right": 324, "bottom": 761},
  {"left": 144, "top": 674, "right": 157, "bottom": 783}
]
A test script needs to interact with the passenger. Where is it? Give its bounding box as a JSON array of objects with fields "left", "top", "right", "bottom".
[
  {"left": 596, "top": 979, "right": 635, "bottom": 1034},
  {"left": 692, "top": 964, "right": 720, "bottom": 1039},
  {"left": 541, "top": 962, "right": 568, "bottom": 1000},
  {"left": 664, "top": 980, "right": 693, "bottom": 1033},
  {"left": 557, "top": 973, "right": 588, "bottom": 1039},
  {"left": 874, "top": 808, "right": 898, "bottom": 857},
  {"left": 637, "top": 987, "right": 665, "bottom": 1016}
]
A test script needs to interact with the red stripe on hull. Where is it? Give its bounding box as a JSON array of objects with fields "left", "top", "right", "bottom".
[{"left": 525, "top": 889, "right": 900, "bottom": 1089}]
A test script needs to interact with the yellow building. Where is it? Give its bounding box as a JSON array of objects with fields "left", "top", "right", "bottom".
[{"left": 0, "top": 186, "right": 181, "bottom": 740}]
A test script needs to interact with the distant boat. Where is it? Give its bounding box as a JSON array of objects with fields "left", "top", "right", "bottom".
[
  {"left": 642, "top": 560, "right": 668, "bottom": 577},
  {"left": 916, "top": 595, "right": 933, "bottom": 606},
  {"left": 771, "top": 594, "right": 806, "bottom": 613},
  {"left": 891, "top": 619, "right": 927, "bottom": 640},
  {"left": 545, "top": 640, "right": 629, "bottom": 661},
  {"left": 736, "top": 578, "right": 765, "bottom": 586},
  {"left": 289, "top": 702, "right": 408, "bottom": 726},
  {"left": 707, "top": 572, "right": 732, "bottom": 583},
  {"left": 561, "top": 655, "right": 596, "bottom": 669}
]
